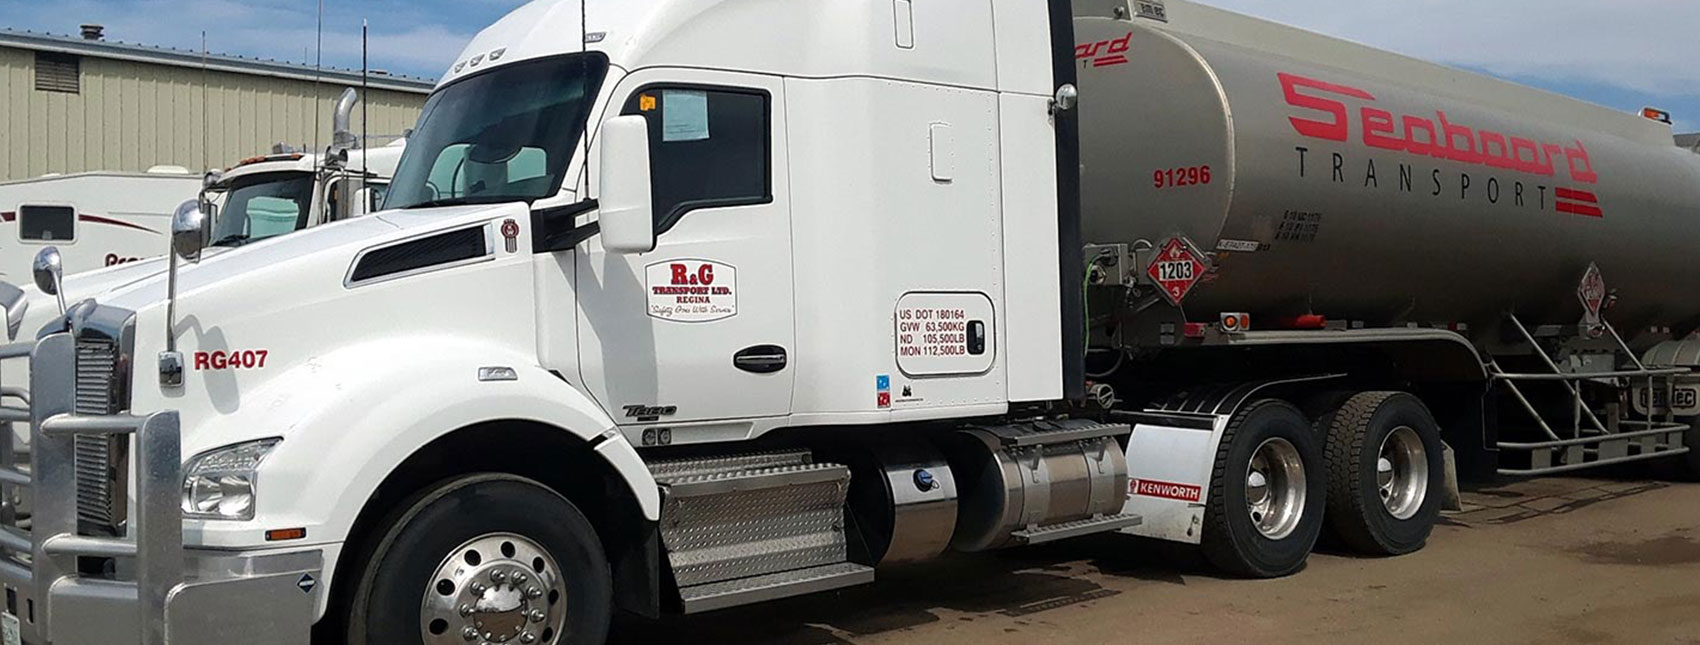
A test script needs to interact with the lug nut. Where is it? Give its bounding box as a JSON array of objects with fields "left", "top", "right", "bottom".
[
  {"left": 512, "top": 572, "right": 528, "bottom": 585},
  {"left": 491, "top": 570, "right": 508, "bottom": 584},
  {"left": 469, "top": 582, "right": 487, "bottom": 595},
  {"left": 459, "top": 604, "right": 474, "bottom": 617},
  {"left": 461, "top": 626, "right": 479, "bottom": 641},
  {"left": 527, "top": 608, "right": 546, "bottom": 623},
  {"left": 526, "top": 586, "right": 543, "bottom": 599},
  {"left": 520, "top": 632, "right": 537, "bottom": 644}
]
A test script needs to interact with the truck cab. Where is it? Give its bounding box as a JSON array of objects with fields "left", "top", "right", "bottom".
[{"left": 0, "top": 3, "right": 1083, "bottom": 642}]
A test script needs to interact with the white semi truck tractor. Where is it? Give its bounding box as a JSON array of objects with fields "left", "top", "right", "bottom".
[{"left": 1, "top": 0, "right": 1698, "bottom": 643}]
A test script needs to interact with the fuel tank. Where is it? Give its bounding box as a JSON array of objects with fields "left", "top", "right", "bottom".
[{"left": 1073, "top": 3, "right": 1700, "bottom": 336}]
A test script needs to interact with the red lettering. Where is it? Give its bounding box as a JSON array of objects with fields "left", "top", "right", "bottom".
[
  {"left": 1361, "top": 107, "right": 1402, "bottom": 150},
  {"left": 193, "top": 352, "right": 209, "bottom": 370},
  {"left": 1565, "top": 140, "right": 1598, "bottom": 184},
  {"left": 670, "top": 264, "right": 689, "bottom": 285},
  {"left": 1107, "top": 32, "right": 1130, "bottom": 55},
  {"left": 1402, "top": 116, "right": 1437, "bottom": 156},
  {"left": 1478, "top": 130, "right": 1516, "bottom": 170},
  {"left": 697, "top": 264, "right": 714, "bottom": 286},
  {"left": 1282, "top": 71, "right": 1602, "bottom": 186},
  {"left": 1436, "top": 112, "right": 1485, "bottom": 164},
  {"left": 1279, "top": 72, "right": 1375, "bottom": 142}
]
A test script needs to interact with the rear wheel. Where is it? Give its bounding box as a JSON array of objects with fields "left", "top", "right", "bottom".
[
  {"left": 1321, "top": 392, "right": 1444, "bottom": 556},
  {"left": 1201, "top": 399, "right": 1326, "bottom": 578},
  {"left": 344, "top": 474, "right": 612, "bottom": 645}
]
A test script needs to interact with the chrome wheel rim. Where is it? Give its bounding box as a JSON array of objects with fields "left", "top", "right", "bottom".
[
  {"left": 421, "top": 533, "right": 566, "bottom": 645},
  {"left": 1378, "top": 426, "right": 1429, "bottom": 520},
  {"left": 1245, "top": 437, "right": 1307, "bottom": 540}
]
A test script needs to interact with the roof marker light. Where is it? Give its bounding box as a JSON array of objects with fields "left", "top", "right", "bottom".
[{"left": 1642, "top": 107, "right": 1673, "bottom": 124}]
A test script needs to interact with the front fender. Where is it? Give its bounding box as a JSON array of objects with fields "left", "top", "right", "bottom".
[{"left": 181, "top": 336, "right": 659, "bottom": 549}]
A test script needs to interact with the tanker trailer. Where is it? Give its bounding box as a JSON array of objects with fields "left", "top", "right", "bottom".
[{"left": 1072, "top": 0, "right": 1700, "bottom": 562}]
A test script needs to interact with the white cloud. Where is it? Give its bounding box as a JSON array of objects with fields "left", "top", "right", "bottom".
[{"left": 1191, "top": 0, "right": 1700, "bottom": 97}]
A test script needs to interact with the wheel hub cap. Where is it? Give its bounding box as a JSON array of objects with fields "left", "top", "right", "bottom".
[
  {"left": 1244, "top": 438, "right": 1306, "bottom": 540},
  {"left": 1378, "top": 426, "right": 1429, "bottom": 520},
  {"left": 422, "top": 533, "right": 566, "bottom": 645}
]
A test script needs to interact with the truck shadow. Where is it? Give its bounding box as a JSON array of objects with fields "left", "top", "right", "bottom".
[{"left": 609, "top": 534, "right": 1220, "bottom": 644}]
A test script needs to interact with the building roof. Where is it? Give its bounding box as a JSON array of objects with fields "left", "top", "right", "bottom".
[{"left": 0, "top": 27, "right": 436, "bottom": 94}]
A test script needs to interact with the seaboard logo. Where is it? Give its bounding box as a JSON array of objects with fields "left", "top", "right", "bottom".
[
  {"left": 1280, "top": 72, "right": 1604, "bottom": 218},
  {"left": 1076, "top": 33, "right": 1132, "bottom": 68}
]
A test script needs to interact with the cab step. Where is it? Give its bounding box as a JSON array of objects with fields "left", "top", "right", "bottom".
[
  {"left": 678, "top": 562, "right": 874, "bottom": 614},
  {"left": 1011, "top": 513, "right": 1143, "bottom": 546},
  {"left": 648, "top": 449, "right": 865, "bottom": 612}
]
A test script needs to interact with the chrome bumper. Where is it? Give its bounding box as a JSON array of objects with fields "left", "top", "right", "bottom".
[{"left": 0, "top": 333, "right": 319, "bottom": 644}]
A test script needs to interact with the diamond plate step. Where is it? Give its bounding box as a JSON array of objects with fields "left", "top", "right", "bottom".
[
  {"left": 648, "top": 449, "right": 859, "bottom": 599},
  {"left": 1010, "top": 513, "right": 1143, "bottom": 546},
  {"left": 679, "top": 562, "right": 874, "bottom": 614}
]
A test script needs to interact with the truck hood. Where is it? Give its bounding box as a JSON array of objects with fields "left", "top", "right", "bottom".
[{"left": 98, "top": 204, "right": 520, "bottom": 314}]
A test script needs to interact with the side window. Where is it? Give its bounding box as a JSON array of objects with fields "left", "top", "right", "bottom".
[
  {"left": 18, "top": 205, "right": 76, "bottom": 242},
  {"left": 621, "top": 87, "right": 771, "bottom": 232}
]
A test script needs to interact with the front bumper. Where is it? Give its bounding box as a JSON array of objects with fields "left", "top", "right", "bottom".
[
  {"left": 0, "top": 548, "right": 321, "bottom": 645},
  {"left": 1, "top": 325, "right": 320, "bottom": 644}
]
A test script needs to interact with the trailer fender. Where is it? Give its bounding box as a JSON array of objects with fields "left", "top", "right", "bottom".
[
  {"left": 181, "top": 336, "right": 660, "bottom": 555},
  {"left": 1115, "top": 375, "right": 1341, "bottom": 544}
]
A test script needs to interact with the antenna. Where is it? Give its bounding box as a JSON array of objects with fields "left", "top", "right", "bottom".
[
  {"left": 201, "top": 31, "right": 209, "bottom": 173},
  {"left": 362, "top": 19, "right": 370, "bottom": 188},
  {"left": 581, "top": 0, "right": 590, "bottom": 194},
  {"left": 312, "top": 0, "right": 325, "bottom": 158}
]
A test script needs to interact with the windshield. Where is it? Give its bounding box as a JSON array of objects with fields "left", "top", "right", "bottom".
[
  {"left": 209, "top": 172, "right": 316, "bottom": 247},
  {"left": 385, "top": 53, "right": 609, "bottom": 210}
]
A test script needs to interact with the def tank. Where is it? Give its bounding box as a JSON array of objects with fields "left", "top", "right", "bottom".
[{"left": 1073, "top": 2, "right": 1700, "bottom": 338}]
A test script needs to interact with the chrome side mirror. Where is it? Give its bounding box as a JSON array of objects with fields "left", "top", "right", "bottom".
[
  {"left": 172, "top": 200, "right": 210, "bottom": 263},
  {"left": 0, "top": 282, "right": 26, "bottom": 341},
  {"left": 1052, "top": 84, "right": 1079, "bottom": 114},
  {"left": 32, "top": 247, "right": 67, "bottom": 317}
]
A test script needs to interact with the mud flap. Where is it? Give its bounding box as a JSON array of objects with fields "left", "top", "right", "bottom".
[{"left": 1117, "top": 414, "right": 1223, "bottom": 545}]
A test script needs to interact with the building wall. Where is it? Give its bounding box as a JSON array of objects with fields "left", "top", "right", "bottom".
[{"left": 0, "top": 45, "right": 428, "bottom": 181}]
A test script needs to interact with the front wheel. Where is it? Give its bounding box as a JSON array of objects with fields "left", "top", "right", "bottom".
[
  {"left": 344, "top": 474, "right": 612, "bottom": 645},
  {"left": 1201, "top": 399, "right": 1327, "bottom": 578}
]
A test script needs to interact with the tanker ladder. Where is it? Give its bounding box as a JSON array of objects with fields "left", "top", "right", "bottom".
[{"left": 1488, "top": 314, "right": 1691, "bottom": 476}]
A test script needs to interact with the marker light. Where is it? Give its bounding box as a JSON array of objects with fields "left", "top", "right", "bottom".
[
  {"left": 1642, "top": 107, "right": 1673, "bottom": 124},
  {"left": 1219, "top": 312, "right": 1251, "bottom": 333}
]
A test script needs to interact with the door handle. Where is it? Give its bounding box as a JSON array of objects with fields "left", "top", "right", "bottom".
[{"left": 733, "top": 345, "right": 788, "bottom": 374}]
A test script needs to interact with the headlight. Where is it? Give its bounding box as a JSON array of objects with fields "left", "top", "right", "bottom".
[{"left": 181, "top": 438, "right": 280, "bottom": 521}]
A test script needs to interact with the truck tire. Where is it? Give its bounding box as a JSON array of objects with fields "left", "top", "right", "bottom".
[
  {"left": 1320, "top": 392, "right": 1444, "bottom": 556},
  {"left": 344, "top": 474, "right": 612, "bottom": 645},
  {"left": 1201, "top": 399, "right": 1327, "bottom": 578}
]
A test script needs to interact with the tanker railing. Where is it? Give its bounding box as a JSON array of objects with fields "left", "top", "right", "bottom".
[{"left": 1489, "top": 314, "right": 1691, "bottom": 476}]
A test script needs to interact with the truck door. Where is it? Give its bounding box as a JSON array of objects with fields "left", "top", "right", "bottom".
[{"left": 577, "top": 70, "right": 795, "bottom": 426}]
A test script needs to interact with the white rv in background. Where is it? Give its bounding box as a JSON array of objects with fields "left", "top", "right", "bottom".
[
  {"left": 1, "top": 88, "right": 401, "bottom": 288},
  {"left": 0, "top": 167, "right": 201, "bottom": 282}
]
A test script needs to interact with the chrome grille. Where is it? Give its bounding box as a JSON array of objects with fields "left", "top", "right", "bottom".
[{"left": 74, "top": 337, "right": 128, "bottom": 536}]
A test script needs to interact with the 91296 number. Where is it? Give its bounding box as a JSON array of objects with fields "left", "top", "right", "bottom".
[{"left": 1154, "top": 165, "right": 1212, "bottom": 189}]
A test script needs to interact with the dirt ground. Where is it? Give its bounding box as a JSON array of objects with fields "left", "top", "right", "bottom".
[{"left": 611, "top": 476, "right": 1700, "bottom": 644}]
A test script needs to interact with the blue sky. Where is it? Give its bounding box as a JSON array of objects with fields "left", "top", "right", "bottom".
[{"left": 2, "top": 0, "right": 1696, "bottom": 133}]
